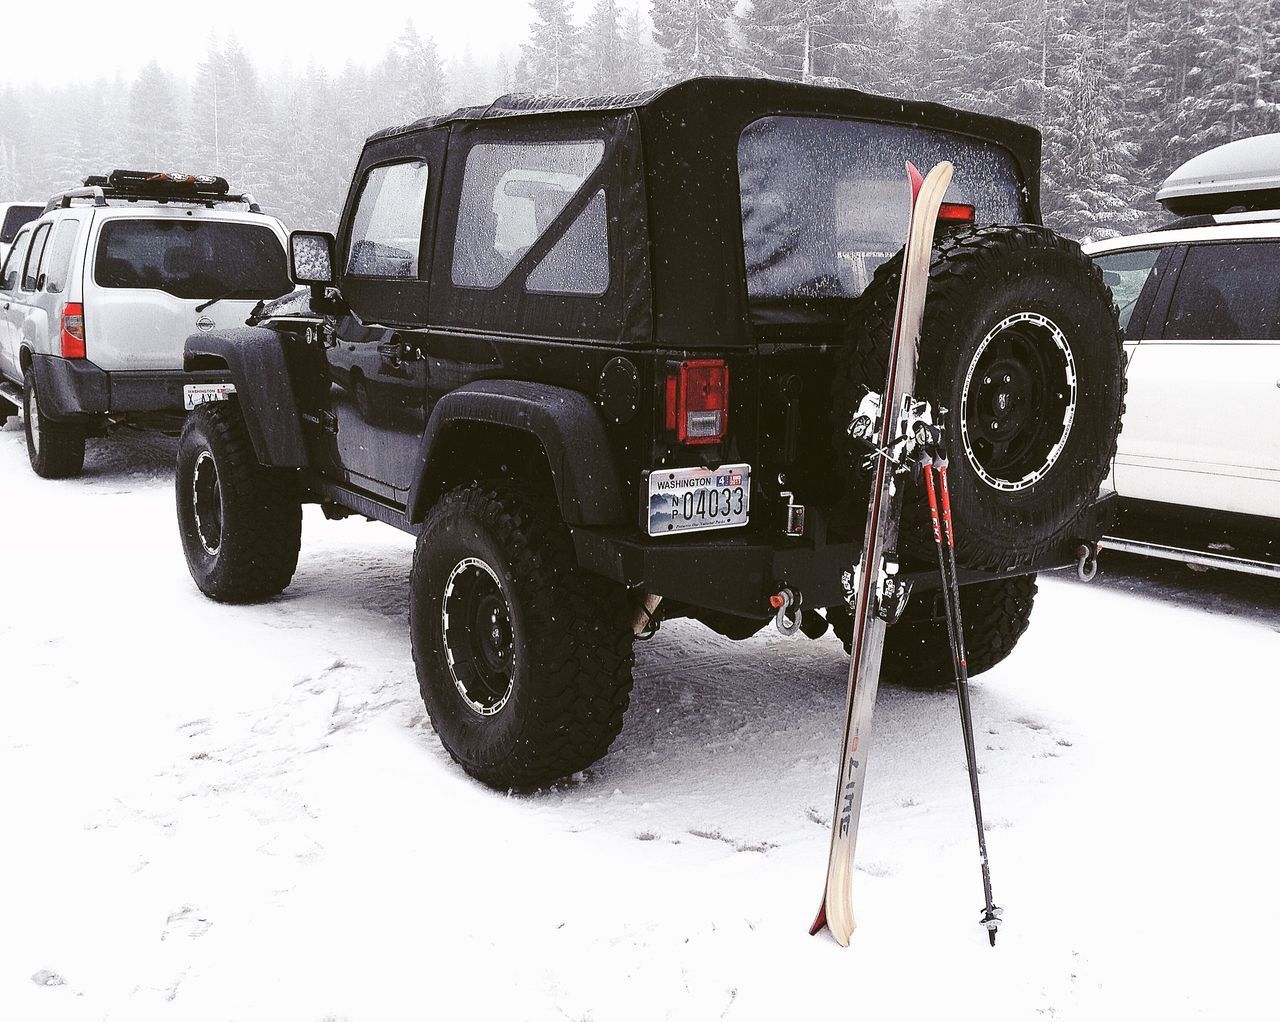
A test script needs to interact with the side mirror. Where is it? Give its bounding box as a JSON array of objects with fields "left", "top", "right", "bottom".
[{"left": 289, "top": 230, "right": 336, "bottom": 290}]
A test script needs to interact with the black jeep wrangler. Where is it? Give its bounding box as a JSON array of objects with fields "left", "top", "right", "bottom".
[{"left": 174, "top": 78, "right": 1124, "bottom": 789}]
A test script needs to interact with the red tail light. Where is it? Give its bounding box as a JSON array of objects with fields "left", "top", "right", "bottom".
[
  {"left": 665, "top": 359, "right": 728, "bottom": 445},
  {"left": 61, "top": 303, "right": 86, "bottom": 359},
  {"left": 938, "top": 202, "right": 976, "bottom": 225}
]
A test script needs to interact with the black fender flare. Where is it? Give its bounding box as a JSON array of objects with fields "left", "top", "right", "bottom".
[
  {"left": 184, "top": 327, "right": 308, "bottom": 467},
  {"left": 407, "top": 381, "right": 625, "bottom": 527}
]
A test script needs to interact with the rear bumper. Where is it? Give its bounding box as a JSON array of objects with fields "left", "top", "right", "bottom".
[
  {"left": 571, "top": 493, "right": 1116, "bottom": 617},
  {"left": 31, "top": 355, "right": 231, "bottom": 419}
]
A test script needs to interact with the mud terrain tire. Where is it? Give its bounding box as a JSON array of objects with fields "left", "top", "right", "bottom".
[
  {"left": 883, "top": 574, "right": 1037, "bottom": 689},
  {"left": 410, "top": 484, "right": 635, "bottom": 789},
  {"left": 176, "top": 402, "right": 302, "bottom": 602},
  {"left": 834, "top": 225, "right": 1125, "bottom": 570},
  {"left": 23, "top": 370, "right": 85, "bottom": 479}
]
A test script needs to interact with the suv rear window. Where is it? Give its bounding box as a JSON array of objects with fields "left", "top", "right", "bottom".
[
  {"left": 738, "top": 116, "right": 1025, "bottom": 307},
  {"left": 2, "top": 205, "right": 41, "bottom": 244},
  {"left": 94, "top": 219, "right": 290, "bottom": 301}
]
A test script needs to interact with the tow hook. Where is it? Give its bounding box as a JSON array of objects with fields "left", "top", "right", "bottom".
[
  {"left": 1076, "top": 542, "right": 1100, "bottom": 582},
  {"left": 771, "top": 587, "right": 803, "bottom": 636},
  {"left": 632, "top": 593, "right": 663, "bottom": 638}
]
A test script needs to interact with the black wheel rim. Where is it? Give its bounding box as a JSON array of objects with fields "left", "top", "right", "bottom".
[
  {"left": 960, "top": 312, "right": 1077, "bottom": 492},
  {"left": 442, "top": 557, "right": 515, "bottom": 716},
  {"left": 191, "top": 451, "right": 224, "bottom": 555}
]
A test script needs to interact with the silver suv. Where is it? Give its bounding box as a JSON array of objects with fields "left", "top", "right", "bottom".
[{"left": 0, "top": 171, "right": 289, "bottom": 477}]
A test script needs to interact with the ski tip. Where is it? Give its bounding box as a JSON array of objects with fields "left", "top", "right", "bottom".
[
  {"left": 808, "top": 904, "right": 827, "bottom": 937},
  {"left": 906, "top": 161, "right": 924, "bottom": 197}
]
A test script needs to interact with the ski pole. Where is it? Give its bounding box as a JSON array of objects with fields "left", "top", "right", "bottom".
[{"left": 923, "top": 444, "right": 1002, "bottom": 945}]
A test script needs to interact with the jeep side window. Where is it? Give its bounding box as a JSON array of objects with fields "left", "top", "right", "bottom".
[
  {"left": 21, "top": 223, "right": 51, "bottom": 292},
  {"left": 42, "top": 218, "right": 81, "bottom": 294},
  {"left": 1163, "top": 242, "right": 1280, "bottom": 340},
  {"left": 0, "top": 227, "right": 32, "bottom": 291},
  {"left": 346, "top": 160, "right": 430, "bottom": 279},
  {"left": 525, "top": 190, "right": 609, "bottom": 295},
  {"left": 451, "top": 141, "right": 605, "bottom": 290}
]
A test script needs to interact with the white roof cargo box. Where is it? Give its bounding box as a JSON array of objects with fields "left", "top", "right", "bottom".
[{"left": 1157, "top": 134, "right": 1280, "bottom": 214}]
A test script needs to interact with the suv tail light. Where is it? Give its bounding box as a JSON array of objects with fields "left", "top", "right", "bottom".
[
  {"left": 664, "top": 359, "right": 729, "bottom": 445},
  {"left": 61, "top": 303, "right": 86, "bottom": 359}
]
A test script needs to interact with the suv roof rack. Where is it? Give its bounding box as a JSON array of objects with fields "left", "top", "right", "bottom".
[{"left": 44, "top": 169, "right": 261, "bottom": 214}]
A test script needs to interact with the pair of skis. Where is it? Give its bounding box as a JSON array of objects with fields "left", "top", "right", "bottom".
[{"left": 810, "top": 161, "right": 1000, "bottom": 947}]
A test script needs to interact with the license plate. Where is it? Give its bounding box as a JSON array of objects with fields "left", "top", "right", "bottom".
[
  {"left": 646, "top": 464, "right": 751, "bottom": 536},
  {"left": 183, "top": 383, "right": 236, "bottom": 410}
]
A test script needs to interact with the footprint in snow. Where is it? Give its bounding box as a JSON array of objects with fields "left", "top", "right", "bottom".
[
  {"left": 162, "top": 904, "right": 211, "bottom": 942},
  {"left": 31, "top": 970, "right": 65, "bottom": 987},
  {"left": 688, "top": 827, "right": 777, "bottom": 854}
]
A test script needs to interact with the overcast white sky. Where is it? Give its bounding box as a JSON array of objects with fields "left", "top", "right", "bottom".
[{"left": 0, "top": 0, "right": 603, "bottom": 86}]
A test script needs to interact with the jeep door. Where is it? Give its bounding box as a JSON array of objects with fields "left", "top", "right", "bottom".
[
  {"left": 1118, "top": 239, "right": 1280, "bottom": 516},
  {"left": 317, "top": 132, "right": 443, "bottom": 502}
]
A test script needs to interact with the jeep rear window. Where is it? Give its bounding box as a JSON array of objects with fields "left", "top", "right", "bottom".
[
  {"left": 2, "top": 205, "right": 41, "bottom": 244},
  {"left": 738, "top": 116, "right": 1025, "bottom": 308},
  {"left": 94, "top": 220, "right": 290, "bottom": 301}
]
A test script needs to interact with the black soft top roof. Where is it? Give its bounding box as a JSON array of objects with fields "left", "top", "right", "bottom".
[
  {"left": 363, "top": 77, "right": 1043, "bottom": 348},
  {"left": 368, "top": 76, "right": 1039, "bottom": 158}
]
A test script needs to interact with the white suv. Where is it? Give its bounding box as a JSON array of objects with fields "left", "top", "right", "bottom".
[
  {"left": 0, "top": 171, "right": 289, "bottom": 477},
  {"left": 1086, "top": 134, "right": 1280, "bottom": 576}
]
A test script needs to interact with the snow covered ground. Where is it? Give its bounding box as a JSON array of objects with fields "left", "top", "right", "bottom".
[{"left": 1, "top": 420, "right": 1277, "bottom": 1021}]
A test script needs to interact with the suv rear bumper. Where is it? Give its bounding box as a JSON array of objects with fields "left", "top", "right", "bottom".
[
  {"left": 31, "top": 355, "right": 231, "bottom": 420},
  {"left": 570, "top": 493, "right": 1116, "bottom": 617}
]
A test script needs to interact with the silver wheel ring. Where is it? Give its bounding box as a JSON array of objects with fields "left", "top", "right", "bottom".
[
  {"left": 192, "top": 451, "right": 223, "bottom": 556},
  {"left": 442, "top": 556, "right": 515, "bottom": 717},
  {"left": 960, "top": 311, "right": 1077, "bottom": 493}
]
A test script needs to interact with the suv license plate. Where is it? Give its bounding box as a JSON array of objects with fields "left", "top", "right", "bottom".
[
  {"left": 646, "top": 464, "right": 751, "bottom": 536},
  {"left": 184, "top": 383, "right": 237, "bottom": 410}
]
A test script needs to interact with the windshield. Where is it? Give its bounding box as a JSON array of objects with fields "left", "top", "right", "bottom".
[
  {"left": 738, "top": 116, "right": 1026, "bottom": 310},
  {"left": 2, "top": 205, "right": 42, "bottom": 244},
  {"left": 94, "top": 219, "right": 290, "bottom": 300}
]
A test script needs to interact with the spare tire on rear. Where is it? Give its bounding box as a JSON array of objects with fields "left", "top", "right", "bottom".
[{"left": 833, "top": 225, "right": 1125, "bottom": 570}]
